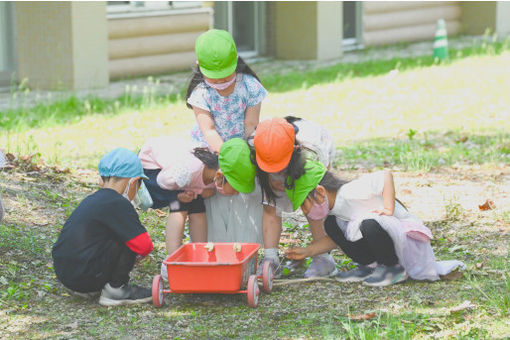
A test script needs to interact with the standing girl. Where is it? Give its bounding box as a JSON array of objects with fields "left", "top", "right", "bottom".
[
  {"left": 185, "top": 29, "right": 267, "bottom": 244},
  {"left": 285, "top": 161, "right": 465, "bottom": 286}
]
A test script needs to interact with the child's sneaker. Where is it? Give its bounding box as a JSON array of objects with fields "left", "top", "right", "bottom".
[
  {"left": 160, "top": 262, "right": 168, "bottom": 281},
  {"left": 334, "top": 264, "right": 375, "bottom": 282},
  {"left": 98, "top": 283, "right": 152, "bottom": 306},
  {"left": 304, "top": 253, "right": 338, "bottom": 278},
  {"left": 256, "top": 257, "right": 282, "bottom": 279},
  {"left": 363, "top": 265, "right": 408, "bottom": 287}
]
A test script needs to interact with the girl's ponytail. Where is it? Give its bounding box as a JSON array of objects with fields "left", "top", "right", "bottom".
[{"left": 192, "top": 147, "right": 219, "bottom": 169}]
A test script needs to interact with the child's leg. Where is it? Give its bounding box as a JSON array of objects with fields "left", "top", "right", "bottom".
[
  {"left": 165, "top": 211, "right": 188, "bottom": 255},
  {"left": 188, "top": 212, "right": 207, "bottom": 242},
  {"left": 324, "top": 215, "right": 376, "bottom": 265},
  {"left": 262, "top": 204, "right": 282, "bottom": 249},
  {"left": 359, "top": 219, "right": 398, "bottom": 266}
]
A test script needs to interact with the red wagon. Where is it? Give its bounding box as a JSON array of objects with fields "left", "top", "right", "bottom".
[{"left": 152, "top": 242, "right": 273, "bottom": 308}]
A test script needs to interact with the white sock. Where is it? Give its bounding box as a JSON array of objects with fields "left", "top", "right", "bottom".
[{"left": 264, "top": 248, "right": 279, "bottom": 260}]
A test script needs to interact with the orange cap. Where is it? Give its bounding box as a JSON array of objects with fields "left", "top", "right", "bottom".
[{"left": 254, "top": 117, "right": 296, "bottom": 173}]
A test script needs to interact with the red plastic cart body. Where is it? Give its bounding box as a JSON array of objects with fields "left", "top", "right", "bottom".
[
  {"left": 153, "top": 242, "right": 274, "bottom": 307},
  {"left": 164, "top": 242, "right": 258, "bottom": 293}
]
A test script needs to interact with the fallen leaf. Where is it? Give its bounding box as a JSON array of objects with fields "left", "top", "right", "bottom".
[
  {"left": 5, "top": 153, "right": 15, "bottom": 161},
  {"left": 349, "top": 312, "right": 376, "bottom": 321},
  {"left": 478, "top": 199, "right": 496, "bottom": 211},
  {"left": 450, "top": 300, "right": 475, "bottom": 313},
  {"left": 441, "top": 270, "right": 463, "bottom": 281},
  {"left": 154, "top": 209, "right": 167, "bottom": 217}
]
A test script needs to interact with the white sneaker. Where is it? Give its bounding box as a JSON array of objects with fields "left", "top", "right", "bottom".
[
  {"left": 304, "top": 253, "right": 338, "bottom": 278},
  {"left": 98, "top": 283, "right": 152, "bottom": 306},
  {"left": 160, "top": 262, "right": 168, "bottom": 281}
]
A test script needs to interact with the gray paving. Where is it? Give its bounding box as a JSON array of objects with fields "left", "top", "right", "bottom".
[{"left": 0, "top": 35, "right": 500, "bottom": 112}]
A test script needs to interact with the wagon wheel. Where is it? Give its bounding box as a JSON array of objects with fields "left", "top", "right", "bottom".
[
  {"left": 247, "top": 275, "right": 259, "bottom": 308},
  {"left": 262, "top": 260, "right": 274, "bottom": 293},
  {"left": 152, "top": 275, "right": 164, "bottom": 307}
]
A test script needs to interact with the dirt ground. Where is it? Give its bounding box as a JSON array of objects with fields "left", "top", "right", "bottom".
[{"left": 0, "top": 163, "right": 509, "bottom": 338}]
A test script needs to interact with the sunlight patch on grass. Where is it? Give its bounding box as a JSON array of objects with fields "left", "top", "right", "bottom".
[{"left": 1, "top": 52, "right": 509, "bottom": 169}]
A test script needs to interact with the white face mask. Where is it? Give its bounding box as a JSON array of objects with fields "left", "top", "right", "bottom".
[
  {"left": 122, "top": 179, "right": 134, "bottom": 201},
  {"left": 204, "top": 73, "right": 236, "bottom": 91}
]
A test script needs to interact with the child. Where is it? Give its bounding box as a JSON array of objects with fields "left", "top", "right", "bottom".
[
  {"left": 52, "top": 148, "right": 154, "bottom": 305},
  {"left": 185, "top": 29, "right": 267, "bottom": 245},
  {"left": 285, "top": 161, "right": 465, "bottom": 286},
  {"left": 139, "top": 137, "right": 256, "bottom": 279},
  {"left": 252, "top": 117, "right": 337, "bottom": 278},
  {"left": 139, "top": 136, "right": 217, "bottom": 256}
]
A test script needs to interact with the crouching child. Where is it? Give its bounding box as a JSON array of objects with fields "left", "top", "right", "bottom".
[{"left": 52, "top": 148, "right": 154, "bottom": 306}]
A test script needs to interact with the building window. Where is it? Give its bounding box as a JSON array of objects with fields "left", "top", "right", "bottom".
[
  {"left": 343, "top": 1, "right": 363, "bottom": 50},
  {"left": 107, "top": 1, "right": 203, "bottom": 15}
]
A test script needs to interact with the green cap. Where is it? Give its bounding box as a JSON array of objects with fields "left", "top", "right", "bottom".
[
  {"left": 195, "top": 29, "right": 238, "bottom": 79},
  {"left": 219, "top": 138, "right": 256, "bottom": 193},
  {"left": 285, "top": 160, "right": 327, "bottom": 211}
]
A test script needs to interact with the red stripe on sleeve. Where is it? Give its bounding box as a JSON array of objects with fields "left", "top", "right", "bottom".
[{"left": 126, "top": 232, "right": 153, "bottom": 256}]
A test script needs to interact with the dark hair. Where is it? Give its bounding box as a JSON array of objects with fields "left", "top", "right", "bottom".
[
  {"left": 318, "top": 171, "right": 347, "bottom": 192},
  {"left": 192, "top": 147, "right": 219, "bottom": 169},
  {"left": 186, "top": 56, "right": 261, "bottom": 109},
  {"left": 284, "top": 116, "right": 302, "bottom": 125}
]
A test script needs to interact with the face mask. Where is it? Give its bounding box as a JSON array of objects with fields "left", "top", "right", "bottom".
[
  {"left": 133, "top": 180, "right": 153, "bottom": 211},
  {"left": 122, "top": 180, "right": 133, "bottom": 201},
  {"left": 205, "top": 74, "right": 236, "bottom": 91},
  {"left": 306, "top": 193, "right": 329, "bottom": 221}
]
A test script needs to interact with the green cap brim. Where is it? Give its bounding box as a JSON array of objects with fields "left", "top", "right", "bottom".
[
  {"left": 285, "top": 160, "right": 327, "bottom": 211},
  {"left": 199, "top": 60, "right": 237, "bottom": 80}
]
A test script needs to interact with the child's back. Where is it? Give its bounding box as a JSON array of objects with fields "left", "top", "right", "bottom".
[
  {"left": 52, "top": 148, "right": 154, "bottom": 306},
  {"left": 52, "top": 187, "right": 150, "bottom": 285}
]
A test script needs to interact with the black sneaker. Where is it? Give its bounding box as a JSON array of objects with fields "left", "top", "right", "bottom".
[
  {"left": 98, "top": 283, "right": 152, "bottom": 306},
  {"left": 334, "top": 264, "right": 375, "bottom": 282},
  {"left": 363, "top": 265, "right": 408, "bottom": 287}
]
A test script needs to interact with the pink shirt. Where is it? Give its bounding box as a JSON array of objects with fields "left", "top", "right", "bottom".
[{"left": 139, "top": 136, "right": 215, "bottom": 196}]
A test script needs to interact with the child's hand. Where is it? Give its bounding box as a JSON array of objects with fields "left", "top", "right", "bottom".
[
  {"left": 371, "top": 208, "right": 393, "bottom": 216},
  {"left": 177, "top": 191, "right": 196, "bottom": 203},
  {"left": 285, "top": 247, "right": 310, "bottom": 261},
  {"left": 201, "top": 188, "right": 216, "bottom": 199}
]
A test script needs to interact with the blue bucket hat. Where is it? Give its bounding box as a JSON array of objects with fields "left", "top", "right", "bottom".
[{"left": 98, "top": 148, "right": 148, "bottom": 180}]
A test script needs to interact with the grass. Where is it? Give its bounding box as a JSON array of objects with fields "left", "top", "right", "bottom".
[
  {"left": 1, "top": 38, "right": 510, "bottom": 170},
  {"left": 1, "top": 37, "right": 510, "bottom": 338}
]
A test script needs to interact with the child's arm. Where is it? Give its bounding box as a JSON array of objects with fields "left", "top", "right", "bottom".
[
  {"left": 193, "top": 106, "right": 224, "bottom": 152},
  {"left": 244, "top": 103, "right": 261, "bottom": 138},
  {"left": 372, "top": 171, "right": 395, "bottom": 216},
  {"left": 285, "top": 236, "right": 338, "bottom": 260},
  {"left": 126, "top": 232, "right": 153, "bottom": 257}
]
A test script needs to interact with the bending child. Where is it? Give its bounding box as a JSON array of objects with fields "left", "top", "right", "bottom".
[
  {"left": 52, "top": 148, "right": 154, "bottom": 305},
  {"left": 252, "top": 117, "right": 337, "bottom": 278},
  {"left": 139, "top": 137, "right": 257, "bottom": 280},
  {"left": 285, "top": 161, "right": 465, "bottom": 286}
]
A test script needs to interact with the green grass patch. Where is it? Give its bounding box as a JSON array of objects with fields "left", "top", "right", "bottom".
[
  {"left": 335, "top": 131, "right": 509, "bottom": 171},
  {"left": 0, "top": 37, "right": 508, "bottom": 134}
]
